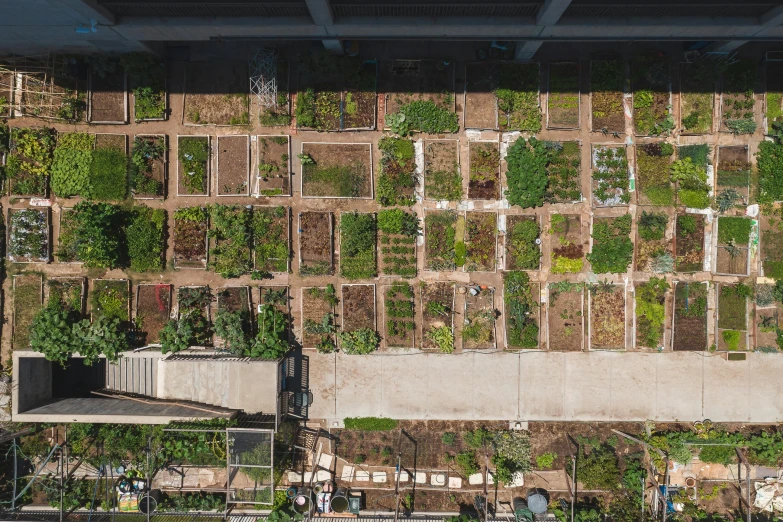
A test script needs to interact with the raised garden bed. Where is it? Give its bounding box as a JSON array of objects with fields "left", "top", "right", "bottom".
[
  {"left": 252, "top": 206, "right": 289, "bottom": 274},
  {"left": 258, "top": 285, "right": 292, "bottom": 346},
  {"left": 679, "top": 62, "right": 716, "bottom": 134},
  {"left": 631, "top": 56, "right": 672, "bottom": 136},
  {"left": 424, "top": 139, "right": 461, "bottom": 201},
  {"left": 424, "top": 210, "right": 457, "bottom": 271},
  {"left": 504, "top": 272, "right": 539, "bottom": 349},
  {"left": 588, "top": 214, "right": 633, "bottom": 274},
  {"left": 674, "top": 213, "right": 705, "bottom": 272},
  {"left": 176, "top": 286, "right": 213, "bottom": 347},
  {"left": 381, "top": 59, "right": 455, "bottom": 119},
  {"left": 755, "top": 297, "right": 779, "bottom": 352},
  {"left": 91, "top": 279, "right": 130, "bottom": 323},
  {"left": 465, "top": 62, "right": 540, "bottom": 132},
  {"left": 259, "top": 59, "right": 291, "bottom": 126},
  {"left": 88, "top": 60, "right": 127, "bottom": 123},
  {"left": 173, "top": 206, "right": 208, "bottom": 269},
  {"left": 12, "top": 274, "right": 42, "bottom": 348},
  {"left": 340, "top": 212, "right": 377, "bottom": 279},
  {"left": 766, "top": 60, "right": 783, "bottom": 130},
  {"left": 383, "top": 282, "right": 415, "bottom": 349},
  {"left": 421, "top": 282, "right": 455, "bottom": 352},
  {"left": 590, "top": 59, "right": 625, "bottom": 133},
  {"left": 341, "top": 283, "right": 376, "bottom": 336},
  {"left": 716, "top": 146, "right": 750, "bottom": 203},
  {"left": 208, "top": 205, "right": 251, "bottom": 278},
  {"left": 635, "top": 210, "right": 672, "bottom": 273},
  {"left": 675, "top": 144, "right": 711, "bottom": 209},
  {"left": 177, "top": 135, "right": 210, "bottom": 196},
  {"left": 135, "top": 283, "right": 172, "bottom": 346},
  {"left": 7, "top": 127, "right": 56, "bottom": 197},
  {"left": 256, "top": 135, "right": 290, "bottom": 196},
  {"left": 548, "top": 62, "right": 580, "bottom": 129},
  {"left": 720, "top": 59, "right": 757, "bottom": 134},
  {"left": 635, "top": 277, "right": 669, "bottom": 349},
  {"left": 56, "top": 207, "right": 79, "bottom": 263},
  {"left": 505, "top": 215, "right": 541, "bottom": 270},
  {"left": 217, "top": 135, "right": 249, "bottom": 196},
  {"left": 215, "top": 286, "right": 252, "bottom": 349},
  {"left": 468, "top": 141, "right": 500, "bottom": 200},
  {"left": 126, "top": 53, "right": 167, "bottom": 122},
  {"left": 672, "top": 281, "right": 708, "bottom": 351},
  {"left": 589, "top": 284, "right": 626, "bottom": 350},
  {"left": 464, "top": 211, "right": 497, "bottom": 272},
  {"left": 377, "top": 137, "right": 416, "bottom": 206},
  {"left": 715, "top": 216, "right": 752, "bottom": 276},
  {"left": 299, "top": 212, "right": 333, "bottom": 276},
  {"left": 8, "top": 207, "right": 50, "bottom": 263},
  {"left": 17, "top": 61, "right": 85, "bottom": 121},
  {"left": 0, "top": 71, "right": 13, "bottom": 118},
  {"left": 126, "top": 206, "right": 166, "bottom": 272},
  {"left": 378, "top": 208, "right": 417, "bottom": 278},
  {"left": 50, "top": 132, "right": 95, "bottom": 198},
  {"left": 543, "top": 140, "right": 581, "bottom": 203},
  {"left": 591, "top": 145, "right": 629, "bottom": 207},
  {"left": 183, "top": 62, "right": 249, "bottom": 125},
  {"left": 91, "top": 133, "right": 128, "bottom": 201},
  {"left": 716, "top": 284, "right": 749, "bottom": 352},
  {"left": 549, "top": 214, "right": 583, "bottom": 274},
  {"left": 462, "top": 286, "right": 495, "bottom": 350},
  {"left": 635, "top": 142, "right": 674, "bottom": 206},
  {"left": 547, "top": 282, "right": 584, "bottom": 352},
  {"left": 300, "top": 142, "right": 372, "bottom": 198},
  {"left": 761, "top": 212, "right": 783, "bottom": 278},
  {"left": 131, "top": 135, "right": 167, "bottom": 199},
  {"left": 301, "top": 285, "right": 338, "bottom": 350},
  {"left": 464, "top": 62, "right": 498, "bottom": 130}
]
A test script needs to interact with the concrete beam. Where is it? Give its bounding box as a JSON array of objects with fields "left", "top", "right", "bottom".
[
  {"left": 704, "top": 40, "right": 750, "bottom": 54},
  {"left": 762, "top": 5, "right": 783, "bottom": 27},
  {"left": 515, "top": 40, "right": 542, "bottom": 61},
  {"left": 322, "top": 39, "right": 343, "bottom": 55},
  {"left": 536, "top": 0, "right": 571, "bottom": 26},
  {"left": 59, "top": 0, "right": 115, "bottom": 25},
  {"left": 305, "top": 0, "right": 334, "bottom": 26}
]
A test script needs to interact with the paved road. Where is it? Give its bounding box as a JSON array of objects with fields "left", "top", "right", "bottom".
[{"left": 307, "top": 351, "right": 781, "bottom": 423}]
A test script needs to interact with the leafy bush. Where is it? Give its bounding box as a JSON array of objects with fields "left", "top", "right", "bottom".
[
  {"left": 338, "top": 327, "right": 380, "bottom": 355},
  {"left": 126, "top": 207, "right": 165, "bottom": 272},
  {"left": 698, "top": 445, "right": 736, "bottom": 465},
  {"left": 343, "top": 417, "right": 398, "bottom": 430},
  {"left": 70, "top": 202, "right": 123, "bottom": 268},
  {"left": 90, "top": 147, "right": 128, "bottom": 200},
  {"left": 587, "top": 214, "right": 633, "bottom": 274},
  {"left": 536, "top": 452, "right": 557, "bottom": 469},
  {"left": 131, "top": 136, "right": 165, "bottom": 197},
  {"left": 250, "top": 304, "right": 290, "bottom": 359},
  {"left": 722, "top": 329, "right": 742, "bottom": 351},
  {"left": 377, "top": 137, "right": 416, "bottom": 206},
  {"left": 455, "top": 451, "right": 479, "bottom": 476},
  {"left": 51, "top": 133, "right": 95, "bottom": 197},
  {"left": 577, "top": 444, "right": 620, "bottom": 490},
  {"left": 252, "top": 206, "right": 289, "bottom": 273},
  {"left": 340, "top": 212, "right": 377, "bottom": 279},
  {"left": 442, "top": 432, "right": 456, "bottom": 445},
  {"left": 377, "top": 208, "right": 419, "bottom": 237},
  {"left": 389, "top": 100, "right": 459, "bottom": 136},
  {"left": 427, "top": 325, "right": 454, "bottom": 353},
  {"left": 678, "top": 189, "right": 711, "bottom": 209},
  {"left": 213, "top": 308, "right": 252, "bottom": 354},
  {"left": 9, "top": 209, "right": 48, "bottom": 261},
  {"left": 492, "top": 430, "right": 532, "bottom": 479},
  {"left": 718, "top": 217, "right": 752, "bottom": 245},
  {"left": 209, "top": 205, "right": 251, "bottom": 278},
  {"left": 671, "top": 157, "right": 710, "bottom": 208},
  {"left": 505, "top": 137, "right": 548, "bottom": 208},
  {"left": 638, "top": 211, "right": 667, "bottom": 240},
  {"left": 506, "top": 218, "right": 541, "bottom": 270}
]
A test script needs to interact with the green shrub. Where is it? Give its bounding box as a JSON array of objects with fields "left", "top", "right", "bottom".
[
  {"left": 678, "top": 189, "right": 711, "bottom": 209},
  {"left": 718, "top": 217, "right": 752, "bottom": 245},
  {"left": 338, "top": 327, "right": 380, "bottom": 354},
  {"left": 536, "top": 452, "right": 557, "bottom": 469},
  {"left": 344, "top": 417, "right": 398, "bottom": 431},
  {"left": 638, "top": 211, "right": 667, "bottom": 240},
  {"left": 90, "top": 148, "right": 128, "bottom": 200},
  {"left": 587, "top": 214, "right": 633, "bottom": 274},
  {"left": 442, "top": 432, "right": 456, "bottom": 445},
  {"left": 126, "top": 207, "right": 166, "bottom": 271},
  {"left": 758, "top": 141, "right": 783, "bottom": 203},
  {"left": 70, "top": 202, "right": 123, "bottom": 268},
  {"left": 455, "top": 451, "right": 479, "bottom": 476},
  {"left": 377, "top": 209, "right": 419, "bottom": 236},
  {"left": 698, "top": 445, "right": 736, "bottom": 465},
  {"left": 427, "top": 325, "right": 454, "bottom": 353},
  {"left": 577, "top": 444, "right": 620, "bottom": 490},
  {"left": 209, "top": 205, "right": 252, "bottom": 278},
  {"left": 505, "top": 137, "right": 548, "bottom": 208},
  {"left": 504, "top": 271, "right": 539, "bottom": 348},
  {"left": 722, "top": 329, "right": 742, "bottom": 351},
  {"left": 377, "top": 137, "right": 416, "bottom": 206}
]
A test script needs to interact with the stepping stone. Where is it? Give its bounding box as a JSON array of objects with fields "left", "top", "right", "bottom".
[
  {"left": 468, "top": 473, "right": 483, "bottom": 485},
  {"left": 303, "top": 472, "right": 313, "bottom": 482},
  {"left": 316, "top": 470, "right": 332, "bottom": 481},
  {"left": 395, "top": 471, "right": 409, "bottom": 483},
  {"left": 431, "top": 473, "right": 447, "bottom": 486},
  {"left": 413, "top": 472, "right": 427, "bottom": 484},
  {"left": 318, "top": 453, "right": 334, "bottom": 469},
  {"left": 449, "top": 477, "right": 463, "bottom": 489},
  {"left": 372, "top": 472, "right": 387, "bottom": 483},
  {"left": 356, "top": 471, "right": 370, "bottom": 482},
  {"left": 288, "top": 472, "right": 303, "bottom": 482},
  {"left": 340, "top": 466, "right": 354, "bottom": 481}
]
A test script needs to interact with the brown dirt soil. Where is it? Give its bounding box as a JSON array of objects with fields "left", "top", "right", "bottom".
[
  {"left": 301, "top": 287, "right": 334, "bottom": 348},
  {"left": 301, "top": 142, "right": 372, "bottom": 198},
  {"left": 378, "top": 231, "right": 416, "bottom": 277},
  {"left": 421, "top": 282, "right": 455, "bottom": 350},
  {"left": 363, "top": 489, "right": 477, "bottom": 514},
  {"left": 342, "top": 284, "right": 375, "bottom": 332},
  {"left": 547, "top": 288, "right": 583, "bottom": 351},
  {"left": 383, "top": 283, "right": 415, "bottom": 349},
  {"left": 675, "top": 214, "right": 705, "bottom": 272},
  {"left": 463, "top": 287, "right": 495, "bottom": 350},
  {"left": 136, "top": 284, "right": 172, "bottom": 345},
  {"left": 424, "top": 139, "right": 460, "bottom": 200},
  {"left": 716, "top": 145, "right": 750, "bottom": 198},
  {"left": 90, "top": 71, "right": 125, "bottom": 123},
  {"left": 173, "top": 212, "right": 208, "bottom": 268},
  {"left": 257, "top": 135, "right": 290, "bottom": 196},
  {"left": 381, "top": 60, "right": 455, "bottom": 114},
  {"left": 183, "top": 62, "right": 249, "bottom": 125},
  {"left": 217, "top": 135, "right": 249, "bottom": 195},
  {"left": 756, "top": 308, "right": 779, "bottom": 349},
  {"left": 590, "top": 286, "right": 625, "bottom": 349},
  {"left": 591, "top": 89, "right": 624, "bottom": 133},
  {"left": 94, "top": 133, "right": 126, "bottom": 152},
  {"left": 45, "top": 277, "right": 85, "bottom": 313},
  {"left": 468, "top": 141, "right": 500, "bottom": 200},
  {"left": 12, "top": 274, "right": 43, "bottom": 349},
  {"left": 547, "top": 62, "right": 580, "bottom": 129},
  {"left": 673, "top": 284, "right": 707, "bottom": 352},
  {"left": 464, "top": 62, "right": 497, "bottom": 130},
  {"left": 465, "top": 211, "right": 497, "bottom": 272},
  {"left": 217, "top": 286, "right": 249, "bottom": 313},
  {"left": 299, "top": 212, "right": 333, "bottom": 271},
  {"left": 133, "top": 134, "right": 167, "bottom": 198},
  {"left": 344, "top": 89, "right": 376, "bottom": 129},
  {"left": 551, "top": 215, "right": 583, "bottom": 264},
  {"left": 716, "top": 247, "right": 749, "bottom": 275}
]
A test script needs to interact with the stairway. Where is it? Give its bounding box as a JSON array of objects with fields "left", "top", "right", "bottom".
[{"left": 105, "top": 355, "right": 159, "bottom": 397}]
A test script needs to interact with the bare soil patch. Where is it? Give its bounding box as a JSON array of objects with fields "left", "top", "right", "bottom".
[
  {"left": 464, "top": 62, "right": 497, "bottom": 130},
  {"left": 299, "top": 212, "right": 333, "bottom": 276},
  {"left": 301, "top": 143, "right": 372, "bottom": 198},
  {"left": 424, "top": 140, "right": 461, "bottom": 201},
  {"left": 183, "top": 62, "right": 249, "bottom": 125},
  {"left": 301, "top": 287, "right": 335, "bottom": 348},
  {"left": 342, "top": 284, "right": 375, "bottom": 333},
  {"left": 381, "top": 59, "right": 455, "bottom": 115},
  {"left": 548, "top": 62, "right": 580, "bottom": 129},
  {"left": 89, "top": 70, "right": 126, "bottom": 123},
  {"left": 12, "top": 274, "right": 43, "bottom": 349},
  {"left": 94, "top": 133, "right": 126, "bottom": 152},
  {"left": 673, "top": 282, "right": 707, "bottom": 351},
  {"left": 716, "top": 247, "right": 749, "bottom": 275},
  {"left": 256, "top": 135, "right": 290, "bottom": 196},
  {"left": 590, "top": 286, "right": 625, "bottom": 349},
  {"left": 716, "top": 145, "right": 750, "bottom": 201},
  {"left": 135, "top": 284, "right": 172, "bottom": 346},
  {"left": 468, "top": 141, "right": 500, "bottom": 200},
  {"left": 217, "top": 135, "right": 249, "bottom": 195},
  {"left": 756, "top": 307, "right": 779, "bottom": 350},
  {"left": 547, "top": 285, "right": 583, "bottom": 351},
  {"left": 675, "top": 213, "right": 705, "bottom": 272}
]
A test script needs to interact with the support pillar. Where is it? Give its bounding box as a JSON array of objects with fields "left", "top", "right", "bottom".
[
  {"left": 515, "top": 41, "right": 542, "bottom": 62},
  {"left": 536, "top": 0, "right": 572, "bottom": 26},
  {"left": 305, "top": 0, "right": 334, "bottom": 26},
  {"left": 322, "top": 39, "right": 343, "bottom": 55}
]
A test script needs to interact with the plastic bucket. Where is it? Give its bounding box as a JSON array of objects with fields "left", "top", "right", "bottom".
[
  {"left": 330, "top": 489, "right": 349, "bottom": 513},
  {"left": 138, "top": 490, "right": 161, "bottom": 514},
  {"left": 293, "top": 490, "right": 314, "bottom": 515}
]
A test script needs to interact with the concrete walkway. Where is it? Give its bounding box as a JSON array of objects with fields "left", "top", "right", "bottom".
[{"left": 308, "top": 351, "right": 782, "bottom": 423}]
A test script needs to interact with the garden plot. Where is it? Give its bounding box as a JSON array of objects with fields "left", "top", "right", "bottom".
[
  {"left": 766, "top": 60, "right": 783, "bottom": 129},
  {"left": 381, "top": 59, "right": 455, "bottom": 116},
  {"left": 252, "top": 206, "right": 289, "bottom": 274},
  {"left": 88, "top": 61, "right": 127, "bottom": 123},
  {"left": 383, "top": 282, "right": 415, "bottom": 349},
  {"left": 8, "top": 127, "right": 56, "bottom": 197},
  {"left": 635, "top": 210, "right": 673, "bottom": 273},
  {"left": 0, "top": 71, "right": 13, "bottom": 117},
  {"left": 468, "top": 141, "right": 500, "bottom": 200},
  {"left": 424, "top": 210, "right": 457, "bottom": 271},
  {"left": 341, "top": 284, "right": 376, "bottom": 336},
  {"left": 173, "top": 207, "right": 208, "bottom": 269},
  {"left": 634, "top": 278, "right": 669, "bottom": 350},
  {"left": 421, "top": 282, "right": 455, "bottom": 352},
  {"left": 217, "top": 135, "right": 249, "bottom": 196},
  {"left": 256, "top": 135, "right": 290, "bottom": 196},
  {"left": 547, "top": 62, "right": 580, "bottom": 129},
  {"left": 259, "top": 59, "right": 291, "bottom": 126},
  {"left": 715, "top": 216, "right": 752, "bottom": 276},
  {"left": 504, "top": 273, "right": 539, "bottom": 350},
  {"left": 588, "top": 284, "right": 626, "bottom": 350},
  {"left": 675, "top": 144, "right": 712, "bottom": 209},
  {"left": 635, "top": 142, "right": 674, "bottom": 206},
  {"left": 547, "top": 282, "right": 584, "bottom": 352},
  {"left": 679, "top": 62, "right": 716, "bottom": 134},
  {"left": 464, "top": 211, "right": 497, "bottom": 272},
  {"left": 377, "top": 137, "right": 416, "bottom": 206},
  {"left": 127, "top": 55, "right": 166, "bottom": 122},
  {"left": 298, "top": 212, "right": 333, "bottom": 276},
  {"left": 424, "top": 139, "right": 461, "bottom": 201},
  {"left": 505, "top": 215, "right": 541, "bottom": 270},
  {"left": 45, "top": 277, "right": 84, "bottom": 314},
  {"left": 716, "top": 146, "right": 750, "bottom": 203},
  {"left": 258, "top": 285, "right": 292, "bottom": 345},
  {"left": 672, "top": 281, "right": 708, "bottom": 351},
  {"left": 131, "top": 135, "right": 167, "bottom": 199},
  {"left": 208, "top": 205, "right": 251, "bottom": 278},
  {"left": 176, "top": 286, "right": 213, "bottom": 348},
  {"left": 755, "top": 299, "right": 779, "bottom": 352},
  {"left": 300, "top": 142, "right": 372, "bottom": 198},
  {"left": 549, "top": 214, "right": 584, "bottom": 274},
  {"left": 49, "top": 132, "right": 94, "bottom": 198},
  {"left": 91, "top": 279, "right": 130, "bottom": 324},
  {"left": 56, "top": 207, "right": 79, "bottom": 263},
  {"left": 674, "top": 213, "right": 706, "bottom": 272},
  {"left": 590, "top": 59, "right": 625, "bottom": 133},
  {"left": 296, "top": 54, "right": 376, "bottom": 131},
  {"left": 761, "top": 212, "right": 783, "bottom": 278},
  {"left": 301, "top": 285, "right": 338, "bottom": 350},
  {"left": 591, "top": 145, "right": 629, "bottom": 207},
  {"left": 719, "top": 59, "right": 758, "bottom": 134},
  {"left": 177, "top": 135, "right": 210, "bottom": 196},
  {"left": 464, "top": 62, "right": 498, "bottom": 130},
  {"left": 378, "top": 209, "right": 417, "bottom": 278},
  {"left": 215, "top": 286, "right": 252, "bottom": 349},
  {"left": 12, "top": 274, "right": 42, "bottom": 349},
  {"left": 183, "top": 62, "right": 249, "bottom": 125},
  {"left": 464, "top": 62, "right": 541, "bottom": 132},
  {"left": 462, "top": 286, "right": 496, "bottom": 350},
  {"left": 135, "top": 283, "right": 172, "bottom": 346},
  {"left": 716, "top": 284, "right": 750, "bottom": 352},
  {"left": 588, "top": 214, "right": 633, "bottom": 274},
  {"left": 8, "top": 207, "right": 50, "bottom": 263},
  {"left": 91, "top": 133, "right": 128, "bottom": 201},
  {"left": 543, "top": 141, "right": 581, "bottom": 203},
  {"left": 340, "top": 212, "right": 377, "bottom": 280},
  {"left": 631, "top": 56, "right": 672, "bottom": 136}
]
